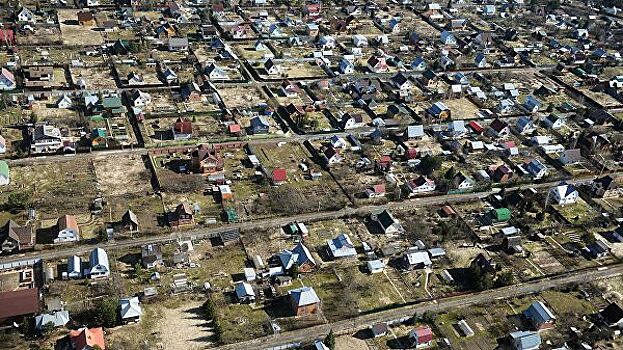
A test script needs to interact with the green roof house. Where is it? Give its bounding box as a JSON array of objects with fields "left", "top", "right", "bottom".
[
  {"left": 225, "top": 208, "right": 238, "bottom": 223},
  {"left": 0, "top": 160, "right": 9, "bottom": 186},
  {"left": 490, "top": 208, "right": 510, "bottom": 222}
]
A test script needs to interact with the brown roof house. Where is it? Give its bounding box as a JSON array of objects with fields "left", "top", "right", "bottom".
[
  {"left": 169, "top": 203, "right": 194, "bottom": 227},
  {"left": 191, "top": 145, "right": 224, "bottom": 174},
  {"left": 77, "top": 11, "right": 96, "bottom": 26},
  {"left": 0, "top": 288, "right": 40, "bottom": 323},
  {"left": 54, "top": 215, "right": 80, "bottom": 244},
  {"left": 0, "top": 220, "right": 33, "bottom": 254},
  {"left": 288, "top": 286, "right": 320, "bottom": 316}
]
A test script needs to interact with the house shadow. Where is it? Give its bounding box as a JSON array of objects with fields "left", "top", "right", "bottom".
[
  {"left": 222, "top": 291, "right": 237, "bottom": 304},
  {"left": 36, "top": 226, "right": 57, "bottom": 244},
  {"left": 506, "top": 314, "right": 524, "bottom": 329},
  {"left": 231, "top": 272, "right": 245, "bottom": 282},
  {"left": 118, "top": 252, "right": 141, "bottom": 266},
  {"left": 61, "top": 20, "right": 79, "bottom": 25},
  {"left": 152, "top": 129, "right": 174, "bottom": 141},
  {"left": 363, "top": 220, "right": 384, "bottom": 235},
  {"left": 314, "top": 246, "right": 333, "bottom": 262},
  {"left": 446, "top": 267, "right": 472, "bottom": 291},
  {"left": 353, "top": 328, "right": 372, "bottom": 340},
  {"left": 264, "top": 296, "right": 292, "bottom": 318},
  {"left": 387, "top": 336, "right": 411, "bottom": 349}
]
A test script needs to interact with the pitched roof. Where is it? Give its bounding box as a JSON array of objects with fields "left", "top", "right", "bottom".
[
  {"left": 523, "top": 301, "right": 556, "bottom": 324},
  {"left": 288, "top": 286, "right": 320, "bottom": 306},
  {"left": 278, "top": 242, "right": 316, "bottom": 269},
  {"left": 272, "top": 168, "right": 287, "bottom": 182},
  {"left": 600, "top": 303, "right": 623, "bottom": 325},
  {"left": 69, "top": 327, "right": 106, "bottom": 350},
  {"left": 0, "top": 288, "right": 39, "bottom": 319},
  {"left": 119, "top": 297, "right": 142, "bottom": 319},
  {"left": 57, "top": 215, "right": 79, "bottom": 233}
]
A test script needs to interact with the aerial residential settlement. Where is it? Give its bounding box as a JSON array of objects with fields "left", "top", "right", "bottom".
[{"left": 3, "top": 0, "right": 623, "bottom": 349}]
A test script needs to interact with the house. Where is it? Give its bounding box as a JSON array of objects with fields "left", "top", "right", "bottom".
[
  {"left": 129, "top": 90, "right": 151, "bottom": 107},
  {"left": 118, "top": 297, "right": 142, "bottom": 323},
  {"left": 588, "top": 240, "right": 610, "bottom": 259},
  {"left": 489, "top": 119, "right": 510, "bottom": 137},
  {"left": 339, "top": 58, "right": 355, "bottom": 74},
  {"left": 523, "top": 301, "right": 556, "bottom": 330},
  {"left": 289, "top": 286, "right": 320, "bottom": 316},
  {"left": 141, "top": 244, "right": 163, "bottom": 268},
  {"left": 77, "top": 11, "right": 96, "bottom": 26},
  {"left": 69, "top": 327, "right": 106, "bottom": 350},
  {"left": 391, "top": 73, "right": 413, "bottom": 97},
  {"left": 509, "top": 330, "right": 541, "bottom": 350},
  {"left": 162, "top": 68, "right": 178, "bottom": 84},
  {"left": 35, "top": 310, "right": 69, "bottom": 331},
  {"left": 353, "top": 34, "right": 368, "bottom": 47},
  {"left": 17, "top": 7, "right": 36, "bottom": 23},
  {"left": 66, "top": 255, "right": 82, "bottom": 279},
  {"left": 405, "top": 125, "right": 425, "bottom": 139},
  {"left": 548, "top": 183, "right": 578, "bottom": 205},
  {"left": 121, "top": 210, "right": 139, "bottom": 232},
  {"left": 323, "top": 147, "right": 342, "bottom": 165},
  {"left": 427, "top": 3, "right": 444, "bottom": 20},
  {"left": 169, "top": 203, "right": 194, "bottom": 227},
  {"left": 313, "top": 340, "right": 330, "bottom": 350},
  {"left": 402, "top": 250, "right": 432, "bottom": 270},
  {"left": 280, "top": 80, "right": 300, "bottom": 98},
  {"left": 278, "top": 243, "right": 316, "bottom": 272},
  {"left": 559, "top": 149, "right": 582, "bottom": 165},
  {"left": 493, "top": 164, "right": 513, "bottom": 183},
  {"left": 205, "top": 63, "right": 229, "bottom": 80},
  {"left": 249, "top": 116, "right": 270, "bottom": 134},
  {"left": 365, "top": 183, "right": 386, "bottom": 198},
  {"left": 475, "top": 53, "right": 487, "bottom": 68},
  {"left": 452, "top": 172, "right": 474, "bottom": 190},
  {"left": 472, "top": 253, "right": 497, "bottom": 273},
  {"left": 367, "top": 260, "right": 385, "bottom": 274},
  {"left": 516, "top": 116, "right": 536, "bottom": 134},
  {"left": 458, "top": 319, "right": 475, "bottom": 337},
  {"left": 0, "top": 68, "right": 16, "bottom": 90},
  {"left": 372, "top": 210, "right": 403, "bottom": 234},
  {"left": 54, "top": 215, "right": 80, "bottom": 243},
  {"left": 88, "top": 248, "right": 110, "bottom": 279},
  {"left": 172, "top": 117, "right": 193, "bottom": 140},
  {"left": 439, "top": 55, "right": 454, "bottom": 71},
  {"left": 409, "top": 326, "right": 434, "bottom": 348},
  {"left": 234, "top": 281, "right": 255, "bottom": 302},
  {"left": 525, "top": 159, "right": 548, "bottom": 179},
  {"left": 523, "top": 96, "right": 541, "bottom": 113},
  {"left": 0, "top": 220, "right": 33, "bottom": 254},
  {"left": 0, "top": 288, "right": 40, "bottom": 322},
  {"left": 543, "top": 114, "right": 564, "bottom": 129},
  {"left": 599, "top": 303, "right": 623, "bottom": 328},
  {"left": 426, "top": 102, "right": 451, "bottom": 120},
  {"left": 370, "top": 323, "right": 389, "bottom": 338},
  {"left": 31, "top": 124, "right": 62, "bottom": 154},
  {"left": 340, "top": 113, "right": 363, "bottom": 129},
  {"left": 181, "top": 82, "right": 202, "bottom": 102},
  {"left": 483, "top": 4, "right": 496, "bottom": 15},
  {"left": 440, "top": 31, "right": 457, "bottom": 45},
  {"left": 411, "top": 57, "right": 427, "bottom": 71},
  {"left": 0, "top": 29, "right": 16, "bottom": 47},
  {"left": 168, "top": 37, "right": 189, "bottom": 51},
  {"left": 191, "top": 145, "right": 224, "bottom": 174},
  {"left": 0, "top": 160, "right": 9, "bottom": 186},
  {"left": 327, "top": 233, "right": 357, "bottom": 259},
  {"left": 272, "top": 168, "right": 287, "bottom": 185},
  {"left": 264, "top": 59, "right": 281, "bottom": 76},
  {"left": 367, "top": 56, "right": 389, "bottom": 73},
  {"left": 407, "top": 176, "right": 436, "bottom": 194},
  {"left": 592, "top": 175, "right": 620, "bottom": 198}
]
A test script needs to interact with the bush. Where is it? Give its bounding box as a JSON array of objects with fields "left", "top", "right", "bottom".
[{"left": 93, "top": 298, "right": 118, "bottom": 328}]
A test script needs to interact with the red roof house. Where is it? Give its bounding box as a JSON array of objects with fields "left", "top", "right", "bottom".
[
  {"left": 468, "top": 121, "right": 483, "bottom": 134},
  {"left": 272, "top": 168, "right": 287, "bottom": 185},
  {"left": 70, "top": 327, "right": 106, "bottom": 350}
]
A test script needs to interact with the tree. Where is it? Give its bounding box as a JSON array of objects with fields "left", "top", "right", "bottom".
[
  {"left": 325, "top": 329, "right": 336, "bottom": 350},
  {"left": 203, "top": 298, "right": 217, "bottom": 320},
  {"left": 290, "top": 263, "right": 300, "bottom": 278},
  {"left": 93, "top": 298, "right": 118, "bottom": 328},
  {"left": 4, "top": 191, "right": 32, "bottom": 212},
  {"left": 420, "top": 155, "right": 442, "bottom": 176},
  {"left": 495, "top": 270, "right": 514, "bottom": 287}
]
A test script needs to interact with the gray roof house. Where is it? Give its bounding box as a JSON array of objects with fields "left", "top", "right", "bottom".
[
  {"left": 509, "top": 330, "right": 541, "bottom": 350},
  {"left": 88, "top": 247, "right": 110, "bottom": 279},
  {"left": 234, "top": 281, "right": 255, "bottom": 302},
  {"left": 119, "top": 296, "right": 142, "bottom": 322},
  {"left": 35, "top": 310, "right": 69, "bottom": 331},
  {"left": 372, "top": 210, "right": 403, "bottom": 234},
  {"left": 277, "top": 242, "right": 316, "bottom": 271}
]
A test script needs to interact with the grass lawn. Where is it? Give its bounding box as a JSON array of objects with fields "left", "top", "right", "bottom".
[{"left": 553, "top": 198, "right": 598, "bottom": 225}]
